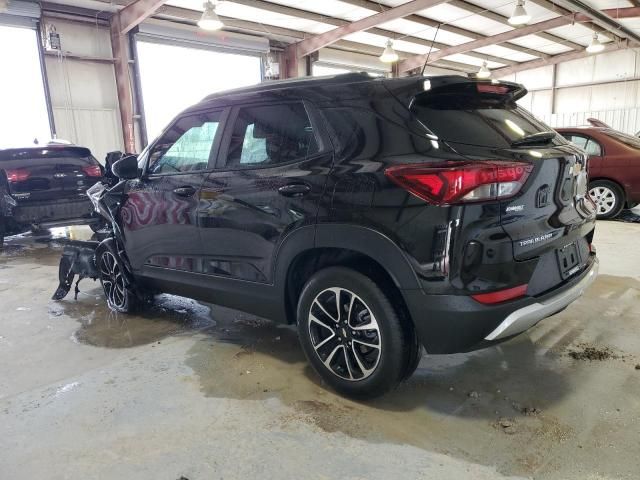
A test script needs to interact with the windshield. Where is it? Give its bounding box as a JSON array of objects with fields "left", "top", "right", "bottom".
[
  {"left": 411, "top": 94, "right": 555, "bottom": 148},
  {"left": 603, "top": 129, "right": 640, "bottom": 149}
]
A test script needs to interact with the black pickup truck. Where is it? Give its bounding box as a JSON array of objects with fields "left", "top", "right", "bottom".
[{"left": 0, "top": 143, "right": 104, "bottom": 246}]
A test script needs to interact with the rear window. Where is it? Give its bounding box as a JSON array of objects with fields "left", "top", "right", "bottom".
[
  {"left": 603, "top": 130, "right": 640, "bottom": 149},
  {"left": 411, "top": 89, "right": 553, "bottom": 148}
]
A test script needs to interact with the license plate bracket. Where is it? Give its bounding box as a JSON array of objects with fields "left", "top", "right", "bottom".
[{"left": 557, "top": 242, "right": 581, "bottom": 279}]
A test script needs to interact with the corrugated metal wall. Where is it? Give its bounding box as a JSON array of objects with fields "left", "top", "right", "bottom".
[{"left": 505, "top": 48, "right": 640, "bottom": 134}]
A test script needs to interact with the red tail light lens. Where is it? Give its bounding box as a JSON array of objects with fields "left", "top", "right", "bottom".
[
  {"left": 5, "top": 168, "right": 31, "bottom": 183},
  {"left": 82, "top": 165, "right": 102, "bottom": 177},
  {"left": 385, "top": 161, "right": 533, "bottom": 205},
  {"left": 471, "top": 284, "right": 528, "bottom": 305}
]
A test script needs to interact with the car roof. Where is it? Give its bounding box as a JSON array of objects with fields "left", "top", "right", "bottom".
[
  {"left": 193, "top": 73, "right": 525, "bottom": 110},
  {"left": 555, "top": 126, "right": 612, "bottom": 133},
  {"left": 0, "top": 144, "right": 92, "bottom": 160}
]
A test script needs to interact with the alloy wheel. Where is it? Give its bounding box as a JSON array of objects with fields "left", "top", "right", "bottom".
[
  {"left": 589, "top": 186, "right": 616, "bottom": 216},
  {"left": 308, "top": 287, "right": 382, "bottom": 381},
  {"left": 99, "top": 250, "right": 127, "bottom": 309}
]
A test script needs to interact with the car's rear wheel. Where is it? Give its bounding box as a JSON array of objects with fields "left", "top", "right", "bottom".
[
  {"left": 297, "top": 267, "right": 416, "bottom": 399},
  {"left": 589, "top": 180, "right": 624, "bottom": 219},
  {"left": 97, "top": 245, "right": 138, "bottom": 313}
]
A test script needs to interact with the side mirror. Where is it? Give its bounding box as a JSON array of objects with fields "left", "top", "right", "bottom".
[
  {"left": 104, "top": 151, "right": 124, "bottom": 178},
  {"left": 111, "top": 154, "right": 139, "bottom": 180}
]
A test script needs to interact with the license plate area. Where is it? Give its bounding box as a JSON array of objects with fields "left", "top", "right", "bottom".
[{"left": 557, "top": 242, "right": 581, "bottom": 279}]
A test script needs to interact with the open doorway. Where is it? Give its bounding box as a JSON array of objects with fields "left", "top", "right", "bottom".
[
  {"left": 0, "top": 25, "right": 51, "bottom": 148},
  {"left": 136, "top": 40, "right": 262, "bottom": 142}
]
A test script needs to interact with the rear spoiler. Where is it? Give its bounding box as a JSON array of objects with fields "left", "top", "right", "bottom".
[{"left": 384, "top": 75, "right": 528, "bottom": 107}]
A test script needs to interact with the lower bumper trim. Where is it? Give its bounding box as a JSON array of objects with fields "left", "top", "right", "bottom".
[{"left": 484, "top": 258, "right": 599, "bottom": 341}]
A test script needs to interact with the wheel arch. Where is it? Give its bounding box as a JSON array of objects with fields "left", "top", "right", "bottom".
[{"left": 274, "top": 224, "right": 420, "bottom": 325}]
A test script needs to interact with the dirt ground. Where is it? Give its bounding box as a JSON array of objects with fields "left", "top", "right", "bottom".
[{"left": 1, "top": 218, "right": 639, "bottom": 480}]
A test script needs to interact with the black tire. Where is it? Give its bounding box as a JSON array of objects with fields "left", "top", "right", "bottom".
[
  {"left": 89, "top": 220, "right": 108, "bottom": 233},
  {"left": 297, "top": 267, "right": 417, "bottom": 399},
  {"left": 589, "top": 180, "right": 625, "bottom": 219},
  {"left": 96, "top": 244, "right": 139, "bottom": 313}
]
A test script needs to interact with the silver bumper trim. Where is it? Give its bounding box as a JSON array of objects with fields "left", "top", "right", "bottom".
[{"left": 484, "top": 258, "right": 599, "bottom": 341}]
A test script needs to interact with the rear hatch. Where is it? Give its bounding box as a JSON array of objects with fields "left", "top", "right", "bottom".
[
  {"left": 0, "top": 146, "right": 103, "bottom": 204},
  {"left": 406, "top": 78, "right": 596, "bottom": 289}
]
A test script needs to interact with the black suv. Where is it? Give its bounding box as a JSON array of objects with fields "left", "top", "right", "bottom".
[
  {"left": 102, "top": 74, "right": 598, "bottom": 398},
  {"left": 0, "top": 144, "right": 103, "bottom": 245}
]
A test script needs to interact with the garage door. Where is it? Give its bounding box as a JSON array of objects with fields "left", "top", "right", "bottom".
[
  {"left": 135, "top": 23, "right": 266, "bottom": 142},
  {"left": 0, "top": 1, "right": 51, "bottom": 148}
]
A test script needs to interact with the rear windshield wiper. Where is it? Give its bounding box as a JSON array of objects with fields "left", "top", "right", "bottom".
[{"left": 511, "top": 131, "right": 556, "bottom": 147}]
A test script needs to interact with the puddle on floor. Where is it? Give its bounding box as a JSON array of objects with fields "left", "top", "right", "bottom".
[{"left": 54, "top": 290, "right": 216, "bottom": 348}]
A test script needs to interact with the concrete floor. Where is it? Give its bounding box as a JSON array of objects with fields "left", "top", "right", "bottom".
[{"left": 1, "top": 217, "right": 639, "bottom": 480}]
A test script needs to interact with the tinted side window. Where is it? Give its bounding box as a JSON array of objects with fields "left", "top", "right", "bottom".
[
  {"left": 225, "top": 103, "right": 318, "bottom": 168},
  {"left": 149, "top": 111, "right": 222, "bottom": 174}
]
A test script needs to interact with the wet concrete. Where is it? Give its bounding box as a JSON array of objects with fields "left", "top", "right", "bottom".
[{"left": 1, "top": 222, "right": 639, "bottom": 479}]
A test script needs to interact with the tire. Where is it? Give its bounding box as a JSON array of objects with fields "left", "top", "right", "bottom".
[
  {"left": 96, "top": 244, "right": 139, "bottom": 313},
  {"left": 89, "top": 220, "right": 108, "bottom": 233},
  {"left": 589, "top": 180, "right": 624, "bottom": 219},
  {"left": 296, "top": 267, "right": 417, "bottom": 399}
]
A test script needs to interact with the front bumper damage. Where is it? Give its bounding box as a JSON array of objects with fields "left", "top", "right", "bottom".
[{"left": 52, "top": 240, "right": 100, "bottom": 301}]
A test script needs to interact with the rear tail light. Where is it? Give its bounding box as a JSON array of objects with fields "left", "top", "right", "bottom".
[
  {"left": 5, "top": 168, "right": 31, "bottom": 183},
  {"left": 471, "top": 284, "right": 528, "bottom": 305},
  {"left": 82, "top": 165, "right": 102, "bottom": 177},
  {"left": 385, "top": 161, "right": 533, "bottom": 205}
]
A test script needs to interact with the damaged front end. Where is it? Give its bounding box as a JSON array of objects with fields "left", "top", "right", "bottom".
[{"left": 52, "top": 240, "right": 100, "bottom": 301}]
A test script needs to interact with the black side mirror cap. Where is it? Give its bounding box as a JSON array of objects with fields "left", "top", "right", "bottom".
[{"left": 112, "top": 154, "right": 139, "bottom": 180}]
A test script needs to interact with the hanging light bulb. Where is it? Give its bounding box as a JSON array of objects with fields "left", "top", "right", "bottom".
[
  {"left": 379, "top": 39, "right": 399, "bottom": 63},
  {"left": 198, "top": 1, "right": 224, "bottom": 31},
  {"left": 586, "top": 32, "right": 605, "bottom": 53},
  {"left": 477, "top": 61, "right": 491, "bottom": 79},
  {"left": 509, "top": 0, "right": 531, "bottom": 26}
]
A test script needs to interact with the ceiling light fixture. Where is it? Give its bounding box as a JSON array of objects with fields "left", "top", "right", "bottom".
[
  {"left": 477, "top": 61, "right": 491, "bottom": 79},
  {"left": 509, "top": 0, "right": 531, "bottom": 26},
  {"left": 198, "top": 1, "right": 224, "bottom": 31},
  {"left": 379, "top": 39, "right": 399, "bottom": 63},
  {"left": 586, "top": 32, "right": 605, "bottom": 53}
]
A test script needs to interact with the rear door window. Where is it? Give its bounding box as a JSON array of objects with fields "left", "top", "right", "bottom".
[{"left": 223, "top": 102, "right": 318, "bottom": 168}]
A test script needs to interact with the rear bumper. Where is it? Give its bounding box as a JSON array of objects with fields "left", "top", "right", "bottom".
[
  {"left": 402, "top": 255, "right": 599, "bottom": 354},
  {"left": 11, "top": 198, "right": 95, "bottom": 226},
  {"left": 484, "top": 257, "right": 598, "bottom": 341}
]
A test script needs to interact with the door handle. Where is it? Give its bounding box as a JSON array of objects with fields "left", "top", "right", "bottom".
[
  {"left": 173, "top": 186, "right": 196, "bottom": 197},
  {"left": 278, "top": 183, "right": 311, "bottom": 197}
]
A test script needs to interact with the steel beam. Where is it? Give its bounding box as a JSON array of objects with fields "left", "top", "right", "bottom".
[
  {"left": 448, "top": 0, "right": 583, "bottom": 51},
  {"left": 492, "top": 41, "right": 626, "bottom": 78},
  {"left": 110, "top": 16, "right": 136, "bottom": 153},
  {"left": 231, "top": 0, "right": 515, "bottom": 66},
  {"left": 117, "top": 0, "right": 166, "bottom": 34},
  {"left": 321, "top": 0, "right": 551, "bottom": 59},
  {"left": 399, "top": 6, "right": 640, "bottom": 73},
  {"left": 283, "top": 0, "right": 450, "bottom": 77},
  {"left": 550, "top": 0, "right": 640, "bottom": 45}
]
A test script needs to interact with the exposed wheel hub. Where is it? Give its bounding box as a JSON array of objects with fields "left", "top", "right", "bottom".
[{"left": 308, "top": 287, "right": 381, "bottom": 381}]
